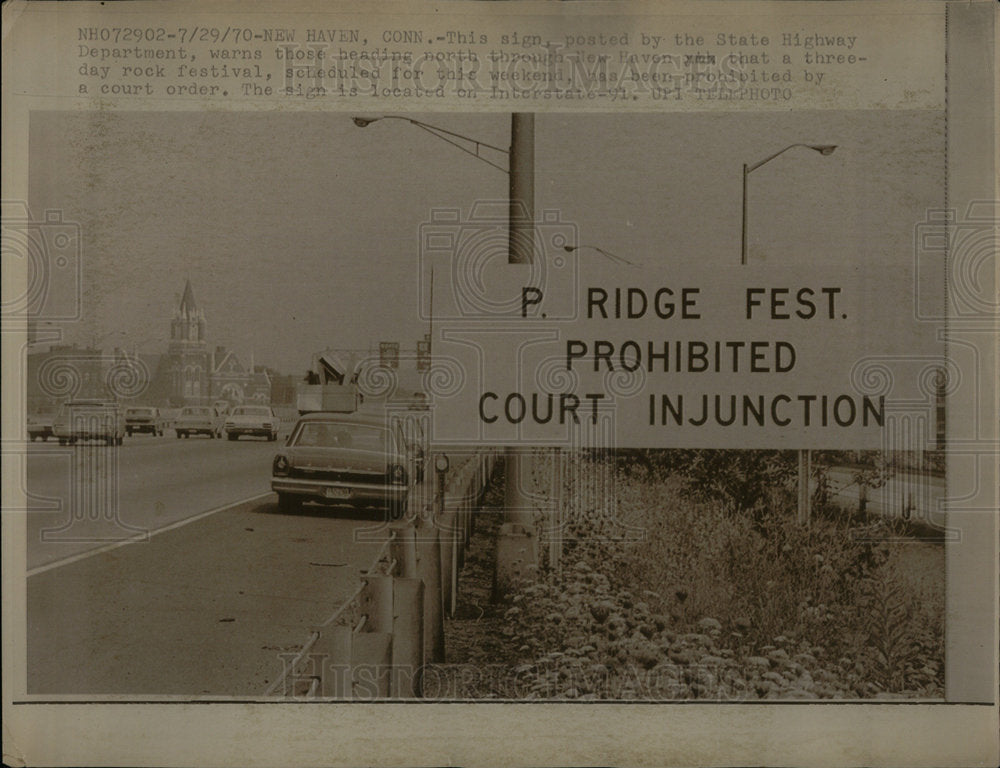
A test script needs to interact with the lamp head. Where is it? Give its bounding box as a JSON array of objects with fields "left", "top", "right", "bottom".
[
  {"left": 434, "top": 453, "right": 450, "bottom": 474},
  {"left": 352, "top": 117, "right": 377, "bottom": 128},
  {"left": 563, "top": 245, "right": 578, "bottom": 253},
  {"left": 811, "top": 145, "right": 837, "bottom": 155}
]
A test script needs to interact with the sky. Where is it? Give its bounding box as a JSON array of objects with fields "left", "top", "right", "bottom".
[{"left": 29, "top": 108, "right": 944, "bottom": 373}]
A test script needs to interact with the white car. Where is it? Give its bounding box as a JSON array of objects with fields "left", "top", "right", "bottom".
[
  {"left": 174, "top": 406, "right": 218, "bottom": 439},
  {"left": 53, "top": 399, "right": 126, "bottom": 446},
  {"left": 224, "top": 405, "right": 280, "bottom": 441}
]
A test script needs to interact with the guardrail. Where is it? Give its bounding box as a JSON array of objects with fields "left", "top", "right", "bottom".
[{"left": 267, "top": 447, "right": 500, "bottom": 698}]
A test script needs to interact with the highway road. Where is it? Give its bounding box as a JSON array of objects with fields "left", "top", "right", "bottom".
[
  {"left": 24, "top": 430, "right": 410, "bottom": 695},
  {"left": 27, "top": 496, "right": 392, "bottom": 695},
  {"left": 823, "top": 465, "right": 946, "bottom": 531},
  {"left": 25, "top": 430, "right": 290, "bottom": 573}
]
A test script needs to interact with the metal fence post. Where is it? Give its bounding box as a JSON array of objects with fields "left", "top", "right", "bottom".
[
  {"left": 550, "top": 447, "right": 563, "bottom": 575},
  {"left": 438, "top": 506, "right": 455, "bottom": 618},
  {"left": 797, "top": 449, "right": 812, "bottom": 526},
  {"left": 450, "top": 519, "right": 459, "bottom": 618},
  {"left": 415, "top": 455, "right": 447, "bottom": 664}
]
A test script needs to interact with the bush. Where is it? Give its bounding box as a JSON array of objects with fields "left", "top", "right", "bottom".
[{"left": 495, "top": 452, "right": 944, "bottom": 699}]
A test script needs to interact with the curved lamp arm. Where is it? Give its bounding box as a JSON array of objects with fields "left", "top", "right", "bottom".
[
  {"left": 747, "top": 143, "right": 837, "bottom": 174},
  {"left": 353, "top": 115, "right": 509, "bottom": 174}
]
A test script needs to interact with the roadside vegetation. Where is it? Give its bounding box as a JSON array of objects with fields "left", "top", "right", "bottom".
[{"left": 446, "top": 450, "right": 944, "bottom": 700}]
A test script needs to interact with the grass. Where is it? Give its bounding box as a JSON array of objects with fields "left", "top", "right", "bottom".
[{"left": 477, "top": 451, "right": 946, "bottom": 700}]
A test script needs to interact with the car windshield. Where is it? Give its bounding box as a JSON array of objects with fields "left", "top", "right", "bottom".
[
  {"left": 232, "top": 407, "right": 270, "bottom": 416},
  {"left": 293, "top": 422, "right": 389, "bottom": 452},
  {"left": 127, "top": 409, "right": 154, "bottom": 416},
  {"left": 182, "top": 408, "right": 211, "bottom": 416}
]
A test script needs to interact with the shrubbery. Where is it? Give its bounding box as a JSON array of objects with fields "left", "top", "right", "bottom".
[{"left": 492, "top": 452, "right": 944, "bottom": 700}]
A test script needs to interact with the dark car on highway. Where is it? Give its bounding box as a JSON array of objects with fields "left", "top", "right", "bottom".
[
  {"left": 271, "top": 412, "right": 411, "bottom": 517},
  {"left": 125, "top": 406, "right": 165, "bottom": 436}
]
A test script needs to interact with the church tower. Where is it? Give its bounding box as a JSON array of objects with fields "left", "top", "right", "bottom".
[
  {"left": 171, "top": 279, "right": 207, "bottom": 344},
  {"left": 166, "top": 280, "right": 210, "bottom": 405}
]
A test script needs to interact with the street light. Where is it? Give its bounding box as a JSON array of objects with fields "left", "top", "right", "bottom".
[
  {"left": 741, "top": 143, "right": 837, "bottom": 265},
  {"left": 353, "top": 113, "right": 534, "bottom": 264},
  {"left": 354, "top": 112, "right": 538, "bottom": 545},
  {"left": 563, "top": 244, "right": 638, "bottom": 267},
  {"left": 352, "top": 115, "right": 510, "bottom": 174}
]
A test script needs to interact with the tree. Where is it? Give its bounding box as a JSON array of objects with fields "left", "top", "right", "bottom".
[{"left": 674, "top": 449, "right": 798, "bottom": 518}]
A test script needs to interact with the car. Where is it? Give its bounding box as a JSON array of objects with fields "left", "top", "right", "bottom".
[
  {"left": 125, "top": 406, "right": 165, "bottom": 436},
  {"left": 225, "top": 405, "right": 280, "bottom": 441},
  {"left": 27, "top": 408, "right": 56, "bottom": 441},
  {"left": 174, "top": 406, "right": 218, "bottom": 438},
  {"left": 52, "top": 399, "right": 126, "bottom": 446},
  {"left": 271, "top": 412, "right": 412, "bottom": 517}
]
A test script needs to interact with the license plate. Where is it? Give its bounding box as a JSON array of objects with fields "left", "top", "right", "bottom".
[{"left": 324, "top": 487, "right": 350, "bottom": 499}]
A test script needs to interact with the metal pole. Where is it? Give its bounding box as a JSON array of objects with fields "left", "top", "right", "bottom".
[
  {"left": 741, "top": 162, "right": 749, "bottom": 266},
  {"left": 797, "top": 449, "right": 812, "bottom": 526},
  {"left": 550, "top": 447, "right": 562, "bottom": 575},
  {"left": 504, "top": 113, "right": 536, "bottom": 531},
  {"left": 508, "top": 113, "right": 534, "bottom": 264},
  {"left": 493, "top": 113, "right": 540, "bottom": 600},
  {"left": 451, "top": 528, "right": 458, "bottom": 618}
]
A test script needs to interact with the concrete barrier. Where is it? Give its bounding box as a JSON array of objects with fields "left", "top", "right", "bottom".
[{"left": 391, "top": 577, "right": 424, "bottom": 698}]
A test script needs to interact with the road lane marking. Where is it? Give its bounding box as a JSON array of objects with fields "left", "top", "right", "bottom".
[{"left": 26, "top": 491, "right": 273, "bottom": 578}]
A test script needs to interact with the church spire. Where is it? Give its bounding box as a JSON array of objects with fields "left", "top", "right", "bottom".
[
  {"left": 171, "top": 279, "right": 206, "bottom": 343},
  {"left": 179, "top": 279, "right": 198, "bottom": 317}
]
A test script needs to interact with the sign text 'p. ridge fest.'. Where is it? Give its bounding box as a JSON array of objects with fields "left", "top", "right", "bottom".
[{"left": 473, "top": 282, "right": 884, "bottom": 430}]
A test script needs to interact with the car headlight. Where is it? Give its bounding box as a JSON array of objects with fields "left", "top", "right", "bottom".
[
  {"left": 388, "top": 463, "right": 408, "bottom": 486},
  {"left": 273, "top": 454, "right": 291, "bottom": 476}
]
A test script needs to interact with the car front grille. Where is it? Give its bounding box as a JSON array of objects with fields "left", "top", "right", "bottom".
[{"left": 288, "top": 468, "right": 386, "bottom": 484}]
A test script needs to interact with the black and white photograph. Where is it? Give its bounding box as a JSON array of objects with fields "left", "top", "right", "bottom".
[
  {"left": 2, "top": 1, "right": 997, "bottom": 766},
  {"left": 21, "top": 107, "right": 952, "bottom": 701}
]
